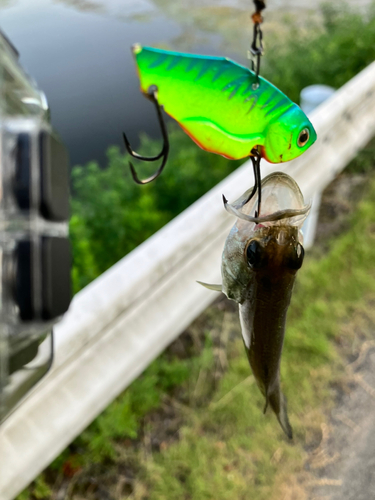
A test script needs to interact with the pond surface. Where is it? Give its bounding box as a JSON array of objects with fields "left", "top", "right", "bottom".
[{"left": 0, "top": 0, "right": 368, "bottom": 166}]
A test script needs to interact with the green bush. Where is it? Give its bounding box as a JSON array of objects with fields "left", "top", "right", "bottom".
[
  {"left": 70, "top": 127, "right": 241, "bottom": 293},
  {"left": 263, "top": 2, "right": 375, "bottom": 103}
]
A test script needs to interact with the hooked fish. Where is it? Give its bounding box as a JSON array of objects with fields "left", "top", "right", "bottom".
[
  {"left": 199, "top": 172, "right": 310, "bottom": 438},
  {"left": 131, "top": 45, "right": 317, "bottom": 163}
]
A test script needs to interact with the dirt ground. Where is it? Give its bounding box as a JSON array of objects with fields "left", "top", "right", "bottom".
[
  {"left": 285, "top": 171, "right": 375, "bottom": 500},
  {"left": 306, "top": 339, "right": 375, "bottom": 500}
]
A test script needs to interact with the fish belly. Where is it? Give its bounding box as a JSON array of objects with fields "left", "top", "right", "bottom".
[{"left": 240, "top": 276, "right": 294, "bottom": 438}]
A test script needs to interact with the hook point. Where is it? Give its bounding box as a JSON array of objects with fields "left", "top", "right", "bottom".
[{"left": 123, "top": 88, "right": 169, "bottom": 183}]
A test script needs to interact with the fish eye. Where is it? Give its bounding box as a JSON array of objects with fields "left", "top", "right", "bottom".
[
  {"left": 297, "top": 128, "right": 310, "bottom": 147},
  {"left": 287, "top": 242, "right": 305, "bottom": 270},
  {"left": 246, "top": 240, "right": 264, "bottom": 269}
]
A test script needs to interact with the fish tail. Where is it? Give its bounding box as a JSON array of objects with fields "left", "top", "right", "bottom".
[{"left": 268, "top": 386, "right": 293, "bottom": 440}]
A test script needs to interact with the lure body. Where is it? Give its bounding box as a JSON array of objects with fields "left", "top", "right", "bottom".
[
  {"left": 132, "top": 45, "right": 317, "bottom": 163},
  {"left": 199, "top": 173, "right": 309, "bottom": 438}
]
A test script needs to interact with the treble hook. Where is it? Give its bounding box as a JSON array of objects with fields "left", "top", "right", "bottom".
[
  {"left": 222, "top": 147, "right": 262, "bottom": 219},
  {"left": 241, "top": 148, "right": 262, "bottom": 217},
  {"left": 251, "top": 149, "right": 262, "bottom": 217},
  {"left": 123, "top": 85, "right": 169, "bottom": 184}
]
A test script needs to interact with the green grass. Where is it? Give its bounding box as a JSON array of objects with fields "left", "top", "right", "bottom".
[
  {"left": 20, "top": 172, "right": 375, "bottom": 499},
  {"left": 131, "top": 176, "right": 375, "bottom": 500}
]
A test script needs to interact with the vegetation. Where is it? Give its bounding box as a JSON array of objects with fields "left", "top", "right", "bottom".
[
  {"left": 20, "top": 168, "right": 375, "bottom": 500},
  {"left": 18, "top": 2, "right": 375, "bottom": 499},
  {"left": 263, "top": 1, "right": 375, "bottom": 103},
  {"left": 70, "top": 130, "right": 241, "bottom": 293},
  {"left": 134, "top": 175, "right": 375, "bottom": 500}
]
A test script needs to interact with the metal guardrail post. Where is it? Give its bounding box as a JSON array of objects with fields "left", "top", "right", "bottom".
[
  {"left": 302, "top": 191, "right": 322, "bottom": 249},
  {"left": 300, "top": 84, "right": 335, "bottom": 248}
]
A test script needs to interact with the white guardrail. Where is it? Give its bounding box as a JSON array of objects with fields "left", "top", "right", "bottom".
[{"left": 2, "top": 62, "right": 375, "bottom": 500}]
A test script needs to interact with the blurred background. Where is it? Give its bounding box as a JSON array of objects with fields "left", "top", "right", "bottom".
[
  {"left": 3, "top": 0, "right": 375, "bottom": 294},
  {"left": 2, "top": 1, "right": 375, "bottom": 499},
  {"left": 1, "top": 0, "right": 372, "bottom": 167}
]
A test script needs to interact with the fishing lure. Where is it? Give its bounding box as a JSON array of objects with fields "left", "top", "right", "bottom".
[
  {"left": 124, "top": 46, "right": 317, "bottom": 183},
  {"left": 198, "top": 172, "right": 310, "bottom": 438}
]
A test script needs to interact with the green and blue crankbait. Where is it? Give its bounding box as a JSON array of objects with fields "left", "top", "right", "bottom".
[
  {"left": 123, "top": 13, "right": 317, "bottom": 217},
  {"left": 131, "top": 45, "right": 317, "bottom": 164},
  {"left": 124, "top": 44, "right": 317, "bottom": 203}
]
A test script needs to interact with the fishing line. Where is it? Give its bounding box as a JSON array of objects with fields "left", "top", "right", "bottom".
[
  {"left": 249, "top": 0, "right": 266, "bottom": 87},
  {"left": 247, "top": 1, "right": 266, "bottom": 216}
]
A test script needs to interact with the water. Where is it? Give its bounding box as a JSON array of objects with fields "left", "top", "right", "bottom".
[
  {"left": 0, "top": 0, "right": 369, "bottom": 166},
  {"left": 0, "top": 0, "right": 240, "bottom": 166},
  {"left": 1, "top": 1, "right": 176, "bottom": 166}
]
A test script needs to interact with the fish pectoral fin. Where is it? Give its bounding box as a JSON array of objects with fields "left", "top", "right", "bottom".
[{"left": 197, "top": 281, "right": 223, "bottom": 292}]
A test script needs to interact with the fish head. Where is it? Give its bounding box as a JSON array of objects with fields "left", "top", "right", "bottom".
[
  {"left": 244, "top": 225, "right": 304, "bottom": 278},
  {"left": 262, "top": 104, "right": 317, "bottom": 163},
  {"left": 222, "top": 172, "right": 309, "bottom": 303}
]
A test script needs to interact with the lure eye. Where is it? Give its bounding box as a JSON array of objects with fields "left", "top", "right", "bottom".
[
  {"left": 297, "top": 128, "right": 310, "bottom": 147},
  {"left": 287, "top": 242, "right": 305, "bottom": 270},
  {"left": 246, "top": 240, "right": 265, "bottom": 269}
]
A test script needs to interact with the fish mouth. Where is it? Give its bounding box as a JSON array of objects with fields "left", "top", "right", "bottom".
[
  {"left": 223, "top": 195, "right": 311, "bottom": 225},
  {"left": 223, "top": 171, "right": 311, "bottom": 228}
]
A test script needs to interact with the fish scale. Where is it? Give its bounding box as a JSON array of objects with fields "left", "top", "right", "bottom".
[{"left": 131, "top": 45, "right": 316, "bottom": 162}]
